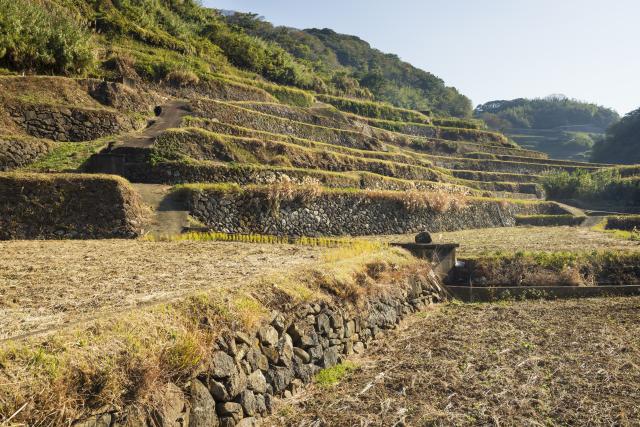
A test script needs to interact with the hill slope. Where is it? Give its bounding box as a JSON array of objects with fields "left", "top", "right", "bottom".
[
  {"left": 225, "top": 13, "right": 473, "bottom": 117},
  {"left": 475, "top": 96, "right": 619, "bottom": 161},
  {"left": 591, "top": 107, "right": 640, "bottom": 164}
]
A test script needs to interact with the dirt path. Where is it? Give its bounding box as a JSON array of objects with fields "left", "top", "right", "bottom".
[
  {"left": 133, "top": 183, "right": 189, "bottom": 237},
  {"left": 0, "top": 240, "right": 324, "bottom": 341},
  {"left": 270, "top": 297, "right": 640, "bottom": 426},
  {"left": 112, "top": 99, "right": 190, "bottom": 149}
]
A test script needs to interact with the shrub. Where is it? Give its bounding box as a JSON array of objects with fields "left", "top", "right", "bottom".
[
  {"left": 541, "top": 168, "right": 640, "bottom": 207},
  {"left": 165, "top": 69, "right": 200, "bottom": 87},
  {"left": 0, "top": 0, "right": 94, "bottom": 74}
]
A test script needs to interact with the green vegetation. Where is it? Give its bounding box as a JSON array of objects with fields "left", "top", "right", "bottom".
[
  {"left": 591, "top": 107, "right": 640, "bottom": 164},
  {"left": 316, "top": 94, "right": 431, "bottom": 123},
  {"left": 515, "top": 214, "right": 585, "bottom": 227},
  {"left": 315, "top": 362, "right": 358, "bottom": 387},
  {"left": 591, "top": 218, "right": 640, "bottom": 241},
  {"left": 225, "top": 14, "right": 472, "bottom": 116},
  {"left": 0, "top": 0, "right": 94, "bottom": 74},
  {"left": 541, "top": 168, "right": 636, "bottom": 203},
  {"left": 476, "top": 95, "right": 620, "bottom": 160},
  {"left": 21, "top": 139, "right": 109, "bottom": 172},
  {"left": 475, "top": 96, "right": 619, "bottom": 130}
]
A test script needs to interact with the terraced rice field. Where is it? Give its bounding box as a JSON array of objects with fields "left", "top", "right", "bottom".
[{"left": 270, "top": 297, "right": 640, "bottom": 425}]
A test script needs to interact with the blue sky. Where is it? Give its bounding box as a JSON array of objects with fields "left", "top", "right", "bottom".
[{"left": 205, "top": 0, "right": 639, "bottom": 115}]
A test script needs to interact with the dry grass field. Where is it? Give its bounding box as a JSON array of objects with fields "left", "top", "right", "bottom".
[
  {"left": 377, "top": 225, "right": 640, "bottom": 257},
  {"left": 0, "top": 240, "right": 324, "bottom": 341},
  {"left": 271, "top": 297, "right": 640, "bottom": 426}
]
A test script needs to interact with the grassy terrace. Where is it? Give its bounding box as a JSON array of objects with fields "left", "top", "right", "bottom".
[{"left": 155, "top": 128, "right": 443, "bottom": 182}]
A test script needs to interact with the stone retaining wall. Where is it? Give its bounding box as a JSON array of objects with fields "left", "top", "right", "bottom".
[
  {"left": 0, "top": 173, "right": 148, "bottom": 239},
  {"left": 191, "top": 99, "right": 384, "bottom": 151},
  {"left": 126, "top": 161, "right": 473, "bottom": 195},
  {"left": 74, "top": 267, "right": 446, "bottom": 427},
  {"left": 4, "top": 100, "right": 144, "bottom": 142},
  {"left": 0, "top": 135, "right": 53, "bottom": 171},
  {"left": 187, "top": 188, "right": 565, "bottom": 236}
]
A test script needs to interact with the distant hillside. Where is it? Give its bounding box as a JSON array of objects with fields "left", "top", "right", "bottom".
[
  {"left": 591, "top": 107, "right": 640, "bottom": 164},
  {"left": 224, "top": 13, "right": 473, "bottom": 117},
  {"left": 475, "top": 96, "right": 620, "bottom": 161}
]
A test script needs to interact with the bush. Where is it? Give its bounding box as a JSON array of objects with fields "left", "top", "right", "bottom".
[
  {"left": 0, "top": 0, "right": 94, "bottom": 74},
  {"left": 165, "top": 69, "right": 200, "bottom": 87},
  {"left": 542, "top": 168, "right": 621, "bottom": 200}
]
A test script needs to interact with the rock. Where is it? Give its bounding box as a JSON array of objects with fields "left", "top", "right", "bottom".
[
  {"left": 151, "top": 383, "right": 190, "bottom": 427},
  {"left": 353, "top": 342, "right": 365, "bottom": 354},
  {"left": 293, "top": 347, "right": 311, "bottom": 364},
  {"left": 287, "top": 323, "right": 318, "bottom": 349},
  {"left": 208, "top": 379, "right": 230, "bottom": 402},
  {"left": 270, "top": 313, "right": 286, "bottom": 333},
  {"left": 308, "top": 345, "right": 324, "bottom": 362},
  {"left": 260, "top": 344, "right": 279, "bottom": 364},
  {"left": 293, "top": 360, "right": 319, "bottom": 384},
  {"left": 216, "top": 402, "right": 243, "bottom": 423},
  {"left": 219, "top": 417, "right": 236, "bottom": 427},
  {"left": 265, "top": 366, "right": 293, "bottom": 394},
  {"left": 322, "top": 346, "right": 341, "bottom": 368},
  {"left": 225, "top": 367, "right": 247, "bottom": 399},
  {"left": 247, "top": 370, "right": 267, "bottom": 394},
  {"left": 329, "top": 312, "right": 343, "bottom": 329},
  {"left": 189, "top": 379, "right": 219, "bottom": 427},
  {"left": 316, "top": 313, "right": 331, "bottom": 335},
  {"left": 277, "top": 333, "right": 294, "bottom": 366},
  {"left": 236, "top": 417, "right": 259, "bottom": 427},
  {"left": 255, "top": 394, "right": 267, "bottom": 416},
  {"left": 211, "top": 351, "right": 236, "bottom": 379},
  {"left": 344, "top": 320, "right": 356, "bottom": 338},
  {"left": 245, "top": 348, "right": 269, "bottom": 372},
  {"left": 264, "top": 394, "right": 274, "bottom": 414},
  {"left": 237, "top": 390, "right": 258, "bottom": 416},
  {"left": 257, "top": 325, "right": 279, "bottom": 347},
  {"left": 415, "top": 231, "right": 433, "bottom": 244},
  {"left": 235, "top": 331, "right": 254, "bottom": 346}
]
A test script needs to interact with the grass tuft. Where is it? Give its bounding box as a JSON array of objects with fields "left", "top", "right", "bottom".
[{"left": 315, "top": 362, "right": 358, "bottom": 387}]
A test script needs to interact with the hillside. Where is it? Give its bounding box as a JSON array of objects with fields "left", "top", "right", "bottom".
[
  {"left": 591, "top": 107, "right": 640, "bottom": 164},
  {"left": 224, "top": 13, "right": 473, "bottom": 117},
  {"left": 2, "top": 1, "right": 640, "bottom": 427},
  {"left": 475, "top": 96, "right": 620, "bottom": 161}
]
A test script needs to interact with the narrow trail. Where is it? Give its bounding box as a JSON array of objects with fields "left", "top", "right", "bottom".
[
  {"left": 112, "top": 99, "right": 190, "bottom": 149},
  {"left": 133, "top": 183, "right": 190, "bottom": 237},
  {"left": 90, "top": 99, "right": 192, "bottom": 237}
]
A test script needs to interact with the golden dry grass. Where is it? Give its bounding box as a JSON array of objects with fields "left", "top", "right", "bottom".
[
  {"left": 271, "top": 297, "right": 640, "bottom": 426},
  {"left": 373, "top": 225, "right": 640, "bottom": 257},
  {"left": 0, "top": 240, "right": 324, "bottom": 341}
]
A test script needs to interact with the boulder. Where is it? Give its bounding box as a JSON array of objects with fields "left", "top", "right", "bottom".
[
  {"left": 415, "top": 231, "right": 433, "bottom": 244},
  {"left": 189, "top": 379, "right": 219, "bottom": 427}
]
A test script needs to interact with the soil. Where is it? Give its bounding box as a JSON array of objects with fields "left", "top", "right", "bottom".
[
  {"left": 270, "top": 297, "right": 640, "bottom": 426},
  {"left": 0, "top": 240, "right": 324, "bottom": 341}
]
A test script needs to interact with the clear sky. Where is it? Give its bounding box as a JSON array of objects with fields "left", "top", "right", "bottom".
[{"left": 205, "top": 0, "right": 639, "bottom": 115}]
